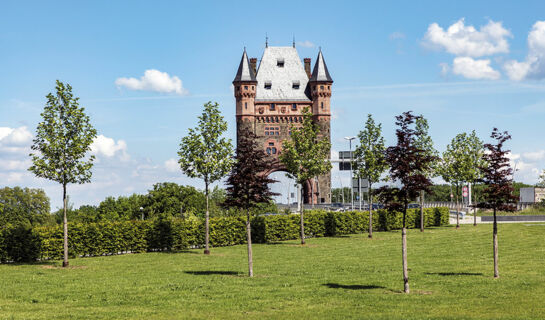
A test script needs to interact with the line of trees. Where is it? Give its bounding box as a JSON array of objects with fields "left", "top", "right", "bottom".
[{"left": 23, "top": 80, "right": 519, "bottom": 287}]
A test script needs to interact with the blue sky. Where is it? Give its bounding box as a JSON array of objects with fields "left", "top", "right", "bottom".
[{"left": 1, "top": 0, "right": 545, "bottom": 209}]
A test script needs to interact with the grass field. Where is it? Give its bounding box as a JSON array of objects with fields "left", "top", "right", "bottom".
[{"left": 0, "top": 223, "right": 544, "bottom": 319}]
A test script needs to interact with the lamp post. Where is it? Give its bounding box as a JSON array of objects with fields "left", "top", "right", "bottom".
[
  {"left": 344, "top": 136, "right": 356, "bottom": 211},
  {"left": 139, "top": 206, "right": 144, "bottom": 220}
]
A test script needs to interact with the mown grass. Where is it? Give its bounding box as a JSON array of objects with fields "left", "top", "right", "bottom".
[{"left": 0, "top": 223, "right": 544, "bottom": 319}]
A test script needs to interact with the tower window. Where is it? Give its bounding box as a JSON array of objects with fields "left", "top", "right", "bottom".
[
  {"left": 245, "top": 102, "right": 247, "bottom": 109},
  {"left": 277, "top": 59, "right": 284, "bottom": 67},
  {"left": 266, "top": 148, "right": 271, "bottom": 155},
  {"left": 320, "top": 85, "right": 324, "bottom": 90},
  {"left": 265, "top": 127, "right": 280, "bottom": 135},
  {"left": 321, "top": 102, "right": 324, "bottom": 110},
  {"left": 270, "top": 103, "right": 275, "bottom": 111},
  {"left": 264, "top": 81, "right": 272, "bottom": 89},
  {"left": 292, "top": 103, "right": 297, "bottom": 111},
  {"left": 292, "top": 81, "right": 300, "bottom": 89},
  {"left": 272, "top": 147, "right": 277, "bottom": 154},
  {"left": 244, "top": 85, "right": 248, "bottom": 90}
]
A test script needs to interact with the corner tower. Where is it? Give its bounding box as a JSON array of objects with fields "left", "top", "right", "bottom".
[{"left": 233, "top": 45, "right": 333, "bottom": 204}]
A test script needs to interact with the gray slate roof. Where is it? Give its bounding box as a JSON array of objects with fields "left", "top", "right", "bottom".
[
  {"left": 233, "top": 49, "right": 256, "bottom": 82},
  {"left": 255, "top": 47, "right": 311, "bottom": 102},
  {"left": 309, "top": 50, "right": 333, "bottom": 82}
]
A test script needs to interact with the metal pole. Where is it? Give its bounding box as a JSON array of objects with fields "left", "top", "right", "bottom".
[{"left": 349, "top": 139, "right": 354, "bottom": 211}]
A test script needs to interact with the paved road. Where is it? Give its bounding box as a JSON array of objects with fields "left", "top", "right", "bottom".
[{"left": 449, "top": 213, "right": 545, "bottom": 224}]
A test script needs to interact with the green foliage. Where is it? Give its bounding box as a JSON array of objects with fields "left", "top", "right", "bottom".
[
  {"left": 440, "top": 130, "right": 486, "bottom": 188},
  {"left": 29, "top": 80, "right": 97, "bottom": 186},
  {"left": 0, "top": 187, "right": 52, "bottom": 226},
  {"left": 0, "top": 208, "right": 450, "bottom": 263},
  {"left": 280, "top": 108, "right": 331, "bottom": 185},
  {"left": 178, "top": 101, "right": 234, "bottom": 190},
  {"left": 353, "top": 114, "right": 387, "bottom": 185},
  {"left": 414, "top": 116, "right": 439, "bottom": 178}
]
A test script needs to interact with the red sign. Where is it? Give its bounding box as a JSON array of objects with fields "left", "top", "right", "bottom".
[{"left": 462, "top": 186, "right": 468, "bottom": 197}]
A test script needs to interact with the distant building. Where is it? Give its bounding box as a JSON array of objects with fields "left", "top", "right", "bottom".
[
  {"left": 233, "top": 44, "right": 332, "bottom": 204},
  {"left": 519, "top": 187, "right": 545, "bottom": 203}
]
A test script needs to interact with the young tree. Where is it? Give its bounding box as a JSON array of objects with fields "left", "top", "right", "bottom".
[
  {"left": 537, "top": 170, "right": 545, "bottom": 187},
  {"left": 413, "top": 116, "right": 439, "bottom": 232},
  {"left": 224, "top": 128, "right": 277, "bottom": 277},
  {"left": 379, "top": 111, "right": 435, "bottom": 293},
  {"left": 29, "top": 80, "right": 97, "bottom": 267},
  {"left": 476, "top": 128, "right": 517, "bottom": 278},
  {"left": 440, "top": 131, "right": 485, "bottom": 228},
  {"left": 178, "top": 101, "right": 234, "bottom": 254},
  {"left": 280, "top": 108, "right": 331, "bottom": 245},
  {"left": 353, "top": 114, "right": 387, "bottom": 238}
]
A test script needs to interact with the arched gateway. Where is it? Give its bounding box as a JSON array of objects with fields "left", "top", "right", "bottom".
[{"left": 233, "top": 44, "right": 332, "bottom": 204}]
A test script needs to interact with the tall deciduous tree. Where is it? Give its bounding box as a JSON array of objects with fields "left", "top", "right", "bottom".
[
  {"left": 414, "top": 116, "right": 439, "bottom": 232},
  {"left": 476, "top": 128, "right": 517, "bottom": 278},
  {"left": 353, "top": 114, "right": 387, "bottom": 238},
  {"left": 224, "top": 128, "right": 277, "bottom": 277},
  {"left": 379, "top": 111, "right": 435, "bottom": 293},
  {"left": 440, "top": 131, "right": 485, "bottom": 228},
  {"left": 29, "top": 80, "right": 97, "bottom": 267},
  {"left": 178, "top": 101, "right": 234, "bottom": 254},
  {"left": 280, "top": 108, "right": 331, "bottom": 245}
]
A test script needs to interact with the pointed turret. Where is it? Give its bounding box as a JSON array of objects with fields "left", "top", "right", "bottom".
[
  {"left": 233, "top": 49, "right": 257, "bottom": 83},
  {"left": 309, "top": 50, "right": 333, "bottom": 83}
]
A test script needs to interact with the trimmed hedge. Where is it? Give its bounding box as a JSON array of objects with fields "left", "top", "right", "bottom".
[{"left": 0, "top": 207, "right": 449, "bottom": 263}]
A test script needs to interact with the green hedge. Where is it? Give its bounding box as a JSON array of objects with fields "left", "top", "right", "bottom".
[{"left": 0, "top": 207, "right": 449, "bottom": 263}]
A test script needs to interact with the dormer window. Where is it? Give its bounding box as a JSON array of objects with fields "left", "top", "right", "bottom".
[
  {"left": 292, "top": 80, "right": 300, "bottom": 89},
  {"left": 264, "top": 81, "right": 272, "bottom": 89},
  {"left": 277, "top": 58, "right": 284, "bottom": 67}
]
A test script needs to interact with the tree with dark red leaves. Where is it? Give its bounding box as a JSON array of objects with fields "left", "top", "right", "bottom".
[
  {"left": 223, "top": 128, "right": 278, "bottom": 277},
  {"left": 476, "top": 128, "right": 517, "bottom": 278},
  {"left": 378, "top": 111, "right": 436, "bottom": 294}
]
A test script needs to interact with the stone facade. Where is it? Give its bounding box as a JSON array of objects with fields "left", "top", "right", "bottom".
[{"left": 233, "top": 46, "right": 332, "bottom": 204}]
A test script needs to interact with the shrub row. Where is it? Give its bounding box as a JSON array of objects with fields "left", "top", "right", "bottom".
[{"left": 0, "top": 207, "right": 449, "bottom": 263}]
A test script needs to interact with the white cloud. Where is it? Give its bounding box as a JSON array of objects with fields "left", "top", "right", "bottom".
[
  {"left": 115, "top": 69, "right": 189, "bottom": 95},
  {"left": 423, "top": 18, "right": 511, "bottom": 57},
  {"left": 504, "top": 21, "right": 545, "bottom": 81},
  {"left": 297, "top": 40, "right": 315, "bottom": 48},
  {"left": 164, "top": 158, "right": 179, "bottom": 172},
  {"left": 452, "top": 57, "right": 501, "bottom": 80},
  {"left": 90, "top": 135, "right": 130, "bottom": 161},
  {"left": 523, "top": 150, "right": 545, "bottom": 162},
  {"left": 389, "top": 32, "right": 406, "bottom": 40},
  {"left": 439, "top": 62, "right": 450, "bottom": 77},
  {"left": 0, "top": 126, "right": 33, "bottom": 145}
]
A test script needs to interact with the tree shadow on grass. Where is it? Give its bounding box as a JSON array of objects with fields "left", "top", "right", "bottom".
[
  {"left": 324, "top": 283, "right": 386, "bottom": 290},
  {"left": 184, "top": 270, "right": 242, "bottom": 276},
  {"left": 425, "top": 272, "right": 483, "bottom": 276}
]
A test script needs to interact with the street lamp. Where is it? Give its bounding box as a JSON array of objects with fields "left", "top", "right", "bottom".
[
  {"left": 344, "top": 136, "right": 356, "bottom": 210},
  {"left": 139, "top": 207, "right": 144, "bottom": 220}
]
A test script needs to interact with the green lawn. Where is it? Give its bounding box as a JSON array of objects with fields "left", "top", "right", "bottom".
[{"left": 1, "top": 223, "right": 544, "bottom": 319}]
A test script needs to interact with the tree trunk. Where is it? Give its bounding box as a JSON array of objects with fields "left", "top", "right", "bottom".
[
  {"left": 420, "top": 190, "right": 424, "bottom": 232},
  {"left": 300, "top": 183, "right": 305, "bottom": 245},
  {"left": 456, "top": 185, "right": 460, "bottom": 229},
  {"left": 310, "top": 179, "right": 314, "bottom": 208},
  {"left": 402, "top": 205, "right": 409, "bottom": 293},
  {"left": 368, "top": 184, "right": 373, "bottom": 239},
  {"left": 493, "top": 207, "right": 499, "bottom": 278},
  {"left": 204, "top": 183, "right": 210, "bottom": 255},
  {"left": 62, "top": 184, "right": 69, "bottom": 268},
  {"left": 246, "top": 209, "right": 253, "bottom": 277}
]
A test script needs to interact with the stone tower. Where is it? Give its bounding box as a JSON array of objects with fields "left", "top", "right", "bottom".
[{"left": 233, "top": 45, "right": 332, "bottom": 204}]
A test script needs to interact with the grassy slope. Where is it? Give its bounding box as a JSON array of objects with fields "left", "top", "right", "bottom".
[{"left": 0, "top": 223, "right": 544, "bottom": 319}]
